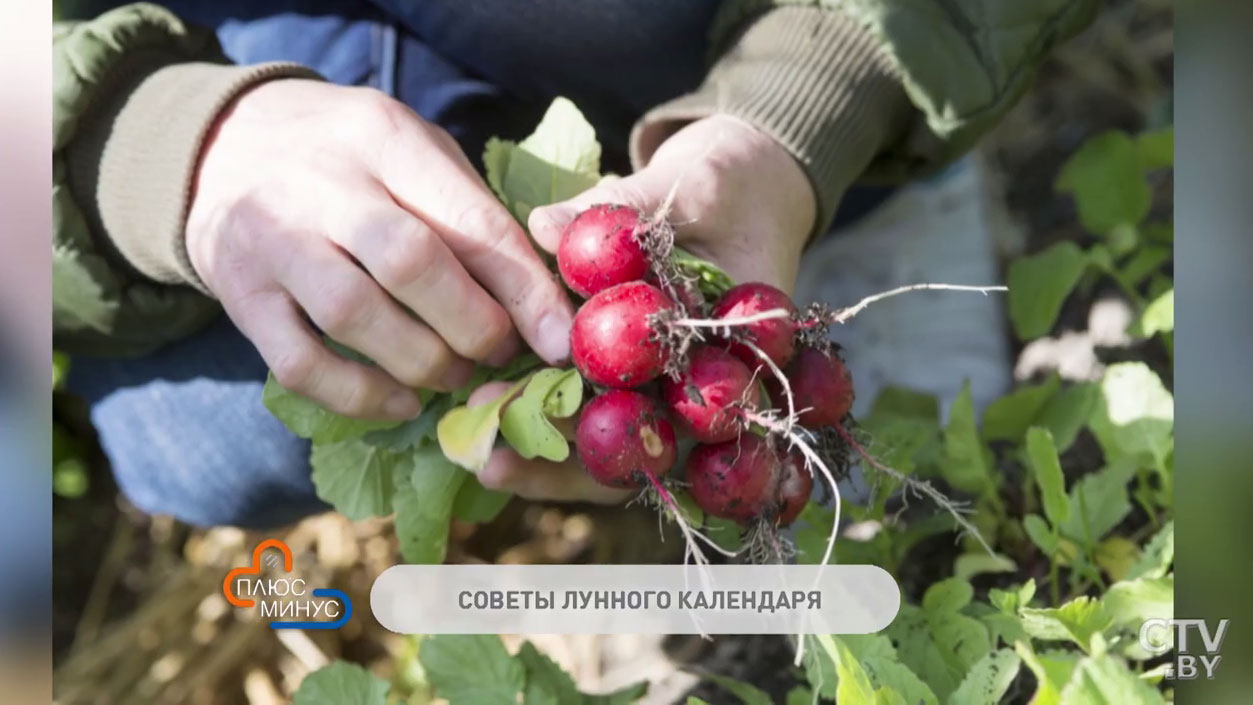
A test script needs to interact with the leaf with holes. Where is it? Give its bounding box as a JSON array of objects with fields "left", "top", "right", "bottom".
[{"left": 947, "top": 649, "right": 1021, "bottom": 705}]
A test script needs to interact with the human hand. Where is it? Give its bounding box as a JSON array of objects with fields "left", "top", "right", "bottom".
[
  {"left": 186, "top": 79, "right": 574, "bottom": 420},
  {"left": 474, "top": 114, "right": 817, "bottom": 501}
]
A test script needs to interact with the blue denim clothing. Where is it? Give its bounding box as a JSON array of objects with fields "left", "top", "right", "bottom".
[{"left": 68, "top": 0, "right": 894, "bottom": 528}]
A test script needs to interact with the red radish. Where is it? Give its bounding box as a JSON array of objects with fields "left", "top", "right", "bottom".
[
  {"left": 557, "top": 204, "right": 650, "bottom": 298},
  {"left": 770, "top": 346, "right": 854, "bottom": 428},
  {"left": 576, "top": 390, "right": 676, "bottom": 489},
  {"left": 661, "top": 345, "right": 755, "bottom": 443},
  {"left": 571, "top": 282, "right": 672, "bottom": 388},
  {"left": 686, "top": 435, "right": 779, "bottom": 523},
  {"left": 774, "top": 448, "right": 813, "bottom": 527},
  {"left": 711, "top": 282, "right": 798, "bottom": 370}
]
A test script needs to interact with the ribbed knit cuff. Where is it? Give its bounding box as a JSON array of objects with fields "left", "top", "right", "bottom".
[
  {"left": 67, "top": 58, "right": 320, "bottom": 293},
  {"left": 631, "top": 6, "right": 911, "bottom": 235}
]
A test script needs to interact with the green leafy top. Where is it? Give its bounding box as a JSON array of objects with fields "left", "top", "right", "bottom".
[{"left": 484, "top": 96, "right": 602, "bottom": 223}]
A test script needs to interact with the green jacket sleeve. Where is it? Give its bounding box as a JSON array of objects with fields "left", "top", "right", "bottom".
[
  {"left": 632, "top": 0, "right": 1100, "bottom": 234},
  {"left": 53, "top": 3, "right": 317, "bottom": 356}
]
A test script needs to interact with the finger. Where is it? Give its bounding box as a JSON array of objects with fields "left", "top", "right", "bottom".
[
  {"left": 466, "top": 381, "right": 514, "bottom": 407},
  {"left": 528, "top": 171, "right": 668, "bottom": 253},
  {"left": 378, "top": 133, "right": 574, "bottom": 364},
  {"left": 230, "top": 289, "right": 421, "bottom": 419},
  {"left": 271, "top": 238, "right": 475, "bottom": 391},
  {"left": 478, "top": 448, "right": 634, "bottom": 504},
  {"left": 333, "top": 202, "right": 521, "bottom": 365}
]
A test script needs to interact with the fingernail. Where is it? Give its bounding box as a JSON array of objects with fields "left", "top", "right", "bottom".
[
  {"left": 535, "top": 309, "right": 572, "bottom": 363},
  {"left": 385, "top": 390, "right": 421, "bottom": 418}
]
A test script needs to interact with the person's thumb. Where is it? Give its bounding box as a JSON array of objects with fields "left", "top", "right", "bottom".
[{"left": 528, "top": 174, "right": 666, "bottom": 253}]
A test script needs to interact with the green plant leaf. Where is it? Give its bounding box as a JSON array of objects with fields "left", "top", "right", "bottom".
[
  {"left": 696, "top": 671, "right": 773, "bottom": 705},
  {"left": 947, "top": 649, "right": 1021, "bottom": 705},
  {"left": 923, "top": 578, "right": 974, "bottom": 613},
  {"left": 419, "top": 635, "right": 526, "bottom": 705},
  {"left": 1136, "top": 127, "right": 1174, "bottom": 170},
  {"left": 362, "top": 399, "right": 445, "bottom": 450},
  {"left": 982, "top": 376, "right": 1061, "bottom": 443},
  {"left": 311, "top": 438, "right": 410, "bottom": 520},
  {"left": 884, "top": 580, "right": 991, "bottom": 701},
  {"left": 1131, "top": 288, "right": 1173, "bottom": 337},
  {"left": 1088, "top": 363, "right": 1173, "bottom": 473},
  {"left": 1021, "top": 596, "right": 1112, "bottom": 651},
  {"left": 1007, "top": 242, "right": 1091, "bottom": 340},
  {"left": 500, "top": 369, "right": 583, "bottom": 462},
  {"left": 1026, "top": 427, "right": 1071, "bottom": 527},
  {"left": 941, "top": 382, "right": 994, "bottom": 495},
  {"left": 672, "top": 246, "right": 736, "bottom": 298},
  {"left": 806, "top": 634, "right": 937, "bottom": 705},
  {"left": 967, "top": 601, "right": 1028, "bottom": 648},
  {"left": 1057, "top": 653, "right": 1167, "bottom": 705},
  {"left": 293, "top": 661, "right": 390, "bottom": 705},
  {"left": 1056, "top": 130, "right": 1152, "bottom": 235},
  {"left": 485, "top": 97, "right": 602, "bottom": 223},
  {"left": 1094, "top": 536, "right": 1141, "bottom": 582},
  {"left": 263, "top": 372, "right": 402, "bottom": 443},
  {"left": 826, "top": 637, "right": 878, "bottom": 704},
  {"left": 1103, "top": 574, "right": 1174, "bottom": 631},
  {"left": 989, "top": 580, "right": 1036, "bottom": 614},
  {"left": 850, "top": 639, "right": 938, "bottom": 705},
  {"left": 861, "top": 387, "right": 942, "bottom": 479},
  {"left": 53, "top": 351, "right": 70, "bottom": 389},
  {"left": 1016, "top": 644, "right": 1080, "bottom": 705},
  {"left": 452, "top": 473, "right": 513, "bottom": 523},
  {"left": 516, "top": 641, "right": 648, "bottom": 705},
  {"left": 1022, "top": 514, "right": 1060, "bottom": 557},
  {"left": 1127, "top": 521, "right": 1174, "bottom": 580},
  {"left": 543, "top": 368, "right": 585, "bottom": 418},
  {"left": 1035, "top": 383, "right": 1099, "bottom": 453},
  {"left": 786, "top": 687, "right": 814, "bottom": 705},
  {"left": 1119, "top": 245, "right": 1172, "bottom": 287},
  {"left": 392, "top": 446, "right": 467, "bottom": 564},
  {"left": 1057, "top": 461, "right": 1138, "bottom": 549},
  {"left": 953, "top": 552, "right": 1017, "bottom": 582},
  {"left": 437, "top": 375, "right": 532, "bottom": 472}
]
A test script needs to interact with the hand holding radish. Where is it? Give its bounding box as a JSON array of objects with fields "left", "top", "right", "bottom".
[
  {"left": 476, "top": 114, "right": 820, "bottom": 503},
  {"left": 186, "top": 79, "right": 574, "bottom": 421},
  {"left": 529, "top": 114, "right": 818, "bottom": 293}
]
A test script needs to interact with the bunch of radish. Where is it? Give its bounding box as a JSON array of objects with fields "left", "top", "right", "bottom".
[{"left": 557, "top": 204, "right": 858, "bottom": 561}]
